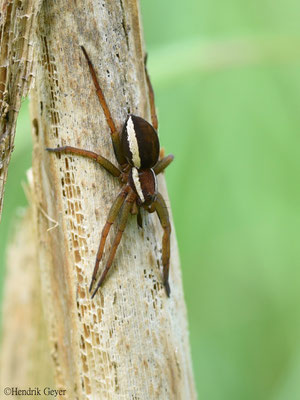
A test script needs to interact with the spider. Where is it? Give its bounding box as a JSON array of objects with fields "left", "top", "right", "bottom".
[{"left": 47, "top": 46, "right": 174, "bottom": 298}]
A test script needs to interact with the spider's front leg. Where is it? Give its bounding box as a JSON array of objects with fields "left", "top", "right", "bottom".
[
  {"left": 46, "top": 146, "right": 121, "bottom": 178},
  {"left": 148, "top": 193, "right": 171, "bottom": 296},
  {"left": 89, "top": 185, "right": 130, "bottom": 291},
  {"left": 91, "top": 189, "right": 137, "bottom": 298}
]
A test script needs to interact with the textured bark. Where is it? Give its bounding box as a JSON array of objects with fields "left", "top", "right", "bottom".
[
  {"left": 0, "top": 184, "right": 55, "bottom": 389},
  {"left": 2, "top": 0, "right": 196, "bottom": 398},
  {"left": 0, "top": 0, "right": 42, "bottom": 221}
]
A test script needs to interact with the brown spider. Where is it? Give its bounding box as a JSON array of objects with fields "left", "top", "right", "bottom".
[{"left": 47, "top": 46, "right": 173, "bottom": 298}]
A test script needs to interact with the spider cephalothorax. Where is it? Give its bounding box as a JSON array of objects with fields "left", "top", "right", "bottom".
[{"left": 47, "top": 46, "right": 173, "bottom": 298}]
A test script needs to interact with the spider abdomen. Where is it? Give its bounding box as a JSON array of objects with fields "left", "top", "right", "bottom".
[{"left": 121, "top": 114, "right": 160, "bottom": 169}]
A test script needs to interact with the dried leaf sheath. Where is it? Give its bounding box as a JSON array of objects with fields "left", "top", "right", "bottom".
[
  {"left": 0, "top": 0, "right": 41, "bottom": 221},
  {"left": 2, "top": 0, "right": 196, "bottom": 398}
]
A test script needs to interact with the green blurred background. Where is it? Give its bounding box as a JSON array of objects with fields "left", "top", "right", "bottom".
[{"left": 2, "top": 0, "right": 300, "bottom": 398}]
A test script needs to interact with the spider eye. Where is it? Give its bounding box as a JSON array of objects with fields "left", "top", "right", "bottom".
[
  {"left": 121, "top": 115, "right": 160, "bottom": 169},
  {"left": 129, "top": 168, "right": 157, "bottom": 205}
]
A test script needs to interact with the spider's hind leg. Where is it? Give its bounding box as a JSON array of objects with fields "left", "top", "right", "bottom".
[
  {"left": 153, "top": 154, "right": 174, "bottom": 175},
  {"left": 80, "top": 46, "right": 126, "bottom": 165},
  {"left": 144, "top": 54, "right": 158, "bottom": 131},
  {"left": 47, "top": 146, "right": 121, "bottom": 178}
]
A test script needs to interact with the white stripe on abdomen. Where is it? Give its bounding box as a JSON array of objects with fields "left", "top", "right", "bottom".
[{"left": 127, "top": 116, "right": 141, "bottom": 168}]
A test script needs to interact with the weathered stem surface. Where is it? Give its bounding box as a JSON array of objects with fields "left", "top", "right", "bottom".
[
  {"left": 0, "top": 0, "right": 41, "bottom": 220},
  {"left": 2, "top": 0, "right": 196, "bottom": 398},
  {"left": 0, "top": 191, "right": 55, "bottom": 389}
]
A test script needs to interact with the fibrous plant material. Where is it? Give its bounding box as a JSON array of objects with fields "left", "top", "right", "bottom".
[
  {"left": 0, "top": 186, "right": 55, "bottom": 389},
  {"left": 1, "top": 0, "right": 196, "bottom": 398},
  {"left": 0, "top": 0, "right": 42, "bottom": 221}
]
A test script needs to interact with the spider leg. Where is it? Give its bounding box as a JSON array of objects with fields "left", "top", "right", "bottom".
[
  {"left": 91, "top": 190, "right": 136, "bottom": 298},
  {"left": 131, "top": 202, "right": 138, "bottom": 215},
  {"left": 47, "top": 146, "right": 121, "bottom": 178},
  {"left": 151, "top": 193, "right": 171, "bottom": 297},
  {"left": 153, "top": 154, "right": 174, "bottom": 175},
  {"left": 80, "top": 46, "right": 126, "bottom": 165},
  {"left": 89, "top": 185, "right": 130, "bottom": 292},
  {"left": 136, "top": 208, "right": 143, "bottom": 228},
  {"left": 144, "top": 54, "right": 158, "bottom": 131}
]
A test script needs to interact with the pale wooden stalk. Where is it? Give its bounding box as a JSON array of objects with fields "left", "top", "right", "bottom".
[
  {"left": 3, "top": 0, "right": 196, "bottom": 398},
  {"left": 0, "top": 0, "right": 42, "bottom": 220},
  {"left": 0, "top": 186, "right": 55, "bottom": 389}
]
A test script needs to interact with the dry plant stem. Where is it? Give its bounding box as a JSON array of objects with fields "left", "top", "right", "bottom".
[
  {"left": 0, "top": 0, "right": 42, "bottom": 221},
  {"left": 0, "top": 202, "right": 55, "bottom": 389},
  {"left": 30, "top": 0, "right": 196, "bottom": 398}
]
